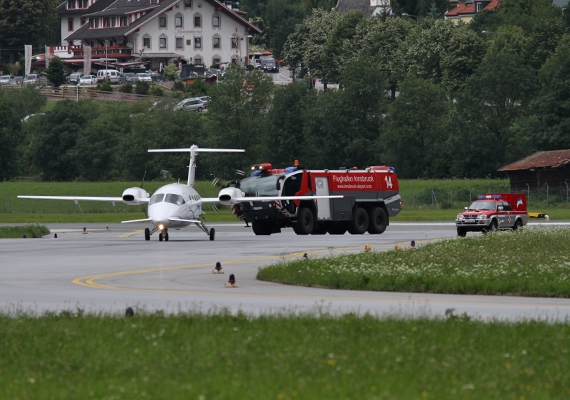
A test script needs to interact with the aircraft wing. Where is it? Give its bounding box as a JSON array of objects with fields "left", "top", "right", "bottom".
[
  {"left": 121, "top": 218, "right": 153, "bottom": 224},
  {"left": 200, "top": 197, "right": 221, "bottom": 203},
  {"left": 17, "top": 195, "right": 150, "bottom": 204},
  {"left": 168, "top": 217, "right": 201, "bottom": 223}
]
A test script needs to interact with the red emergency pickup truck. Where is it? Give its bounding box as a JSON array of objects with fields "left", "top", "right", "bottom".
[{"left": 455, "top": 194, "right": 528, "bottom": 237}]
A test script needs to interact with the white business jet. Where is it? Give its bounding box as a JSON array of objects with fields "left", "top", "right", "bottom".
[{"left": 18, "top": 145, "right": 342, "bottom": 241}]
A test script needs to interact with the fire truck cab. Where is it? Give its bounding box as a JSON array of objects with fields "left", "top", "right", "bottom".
[
  {"left": 455, "top": 194, "right": 528, "bottom": 237},
  {"left": 232, "top": 162, "right": 402, "bottom": 236}
]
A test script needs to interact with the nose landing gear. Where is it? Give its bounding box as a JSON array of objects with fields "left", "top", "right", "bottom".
[{"left": 158, "top": 228, "right": 169, "bottom": 241}]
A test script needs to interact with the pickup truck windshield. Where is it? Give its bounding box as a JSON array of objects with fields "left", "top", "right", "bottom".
[
  {"left": 468, "top": 201, "right": 496, "bottom": 210},
  {"left": 240, "top": 175, "right": 280, "bottom": 197}
]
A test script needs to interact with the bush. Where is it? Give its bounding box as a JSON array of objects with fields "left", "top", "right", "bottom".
[
  {"left": 185, "top": 79, "right": 207, "bottom": 96},
  {"left": 172, "top": 81, "right": 185, "bottom": 92},
  {"left": 97, "top": 80, "right": 113, "bottom": 92},
  {"left": 149, "top": 85, "right": 164, "bottom": 96},
  {"left": 120, "top": 83, "right": 133, "bottom": 93},
  {"left": 135, "top": 81, "right": 150, "bottom": 95}
]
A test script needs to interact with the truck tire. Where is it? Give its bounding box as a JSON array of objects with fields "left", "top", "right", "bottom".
[
  {"left": 312, "top": 223, "right": 328, "bottom": 235},
  {"left": 327, "top": 224, "right": 346, "bottom": 235},
  {"left": 293, "top": 207, "right": 314, "bottom": 235},
  {"left": 513, "top": 219, "right": 523, "bottom": 231},
  {"left": 484, "top": 220, "right": 498, "bottom": 234},
  {"left": 347, "top": 207, "right": 369, "bottom": 235},
  {"left": 367, "top": 207, "right": 387, "bottom": 234},
  {"left": 252, "top": 221, "right": 272, "bottom": 235},
  {"left": 457, "top": 227, "right": 466, "bottom": 237}
]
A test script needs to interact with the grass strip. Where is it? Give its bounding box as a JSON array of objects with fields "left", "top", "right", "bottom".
[
  {"left": 258, "top": 227, "right": 570, "bottom": 297},
  {"left": 0, "top": 224, "right": 49, "bottom": 238},
  {"left": 1, "top": 312, "right": 569, "bottom": 399}
]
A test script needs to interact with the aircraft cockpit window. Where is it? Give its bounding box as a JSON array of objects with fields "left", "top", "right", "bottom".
[
  {"left": 165, "top": 193, "right": 185, "bottom": 205},
  {"left": 149, "top": 193, "right": 165, "bottom": 205}
]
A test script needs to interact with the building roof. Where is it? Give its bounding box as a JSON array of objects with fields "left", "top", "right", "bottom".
[
  {"left": 334, "top": 0, "right": 380, "bottom": 18},
  {"left": 498, "top": 150, "right": 570, "bottom": 171},
  {"left": 65, "top": 0, "right": 260, "bottom": 41},
  {"left": 445, "top": 0, "right": 499, "bottom": 17},
  {"left": 57, "top": 0, "right": 117, "bottom": 16}
]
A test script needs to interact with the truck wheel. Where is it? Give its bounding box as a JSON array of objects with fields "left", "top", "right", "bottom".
[
  {"left": 293, "top": 207, "right": 314, "bottom": 235},
  {"left": 327, "top": 224, "right": 346, "bottom": 235},
  {"left": 311, "top": 223, "right": 328, "bottom": 235},
  {"left": 347, "top": 207, "right": 369, "bottom": 235},
  {"left": 367, "top": 207, "right": 387, "bottom": 234},
  {"left": 252, "top": 221, "right": 272, "bottom": 235},
  {"left": 457, "top": 227, "right": 466, "bottom": 237},
  {"left": 484, "top": 220, "right": 498, "bottom": 234},
  {"left": 513, "top": 219, "right": 523, "bottom": 231}
]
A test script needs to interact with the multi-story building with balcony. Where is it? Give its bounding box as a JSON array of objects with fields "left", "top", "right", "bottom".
[{"left": 55, "top": 0, "right": 261, "bottom": 71}]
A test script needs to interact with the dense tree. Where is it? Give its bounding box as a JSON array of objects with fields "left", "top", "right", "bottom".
[
  {"left": 380, "top": 77, "right": 451, "bottom": 178},
  {"left": 29, "top": 100, "right": 99, "bottom": 181},
  {"left": 0, "top": 93, "right": 21, "bottom": 180},
  {"left": 45, "top": 56, "right": 66, "bottom": 87}
]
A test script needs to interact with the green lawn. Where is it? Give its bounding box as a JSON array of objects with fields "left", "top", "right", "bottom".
[
  {"left": 2, "top": 313, "right": 569, "bottom": 399},
  {"left": 258, "top": 227, "right": 570, "bottom": 297},
  {"left": 0, "top": 224, "right": 49, "bottom": 238}
]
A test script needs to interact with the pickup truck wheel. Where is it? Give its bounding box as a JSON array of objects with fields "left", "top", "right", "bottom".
[
  {"left": 457, "top": 227, "right": 466, "bottom": 237},
  {"left": 347, "top": 207, "right": 369, "bottom": 235},
  {"left": 327, "top": 224, "right": 346, "bottom": 235},
  {"left": 486, "top": 220, "right": 498, "bottom": 233},
  {"left": 252, "top": 221, "right": 272, "bottom": 235},
  {"left": 513, "top": 219, "right": 523, "bottom": 231},
  {"left": 293, "top": 207, "right": 314, "bottom": 235},
  {"left": 367, "top": 207, "right": 387, "bottom": 234}
]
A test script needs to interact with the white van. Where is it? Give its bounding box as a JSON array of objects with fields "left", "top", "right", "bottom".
[{"left": 96, "top": 69, "right": 123, "bottom": 84}]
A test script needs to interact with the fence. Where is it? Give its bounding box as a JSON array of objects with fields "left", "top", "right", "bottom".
[{"left": 3, "top": 84, "right": 160, "bottom": 103}]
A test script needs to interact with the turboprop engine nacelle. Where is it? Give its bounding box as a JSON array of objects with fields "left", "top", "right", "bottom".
[
  {"left": 218, "top": 187, "right": 245, "bottom": 205},
  {"left": 122, "top": 187, "right": 150, "bottom": 205}
]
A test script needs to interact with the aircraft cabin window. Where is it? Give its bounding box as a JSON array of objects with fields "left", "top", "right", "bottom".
[
  {"left": 149, "top": 193, "right": 164, "bottom": 205},
  {"left": 165, "top": 193, "right": 185, "bottom": 205}
]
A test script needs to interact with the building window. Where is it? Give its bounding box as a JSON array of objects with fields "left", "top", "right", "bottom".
[
  {"left": 67, "top": 0, "right": 75, "bottom": 9},
  {"left": 176, "top": 37, "right": 183, "bottom": 49},
  {"left": 195, "top": 57, "right": 202, "bottom": 65},
  {"left": 103, "top": 17, "right": 110, "bottom": 27},
  {"left": 212, "top": 15, "right": 220, "bottom": 27},
  {"left": 186, "top": 39, "right": 191, "bottom": 45},
  {"left": 80, "top": 17, "right": 86, "bottom": 26},
  {"left": 143, "top": 37, "right": 151, "bottom": 49},
  {"left": 476, "top": 2, "right": 482, "bottom": 11},
  {"left": 213, "top": 57, "right": 220, "bottom": 65},
  {"left": 213, "top": 36, "right": 220, "bottom": 49},
  {"left": 111, "top": 17, "right": 116, "bottom": 27},
  {"left": 68, "top": 18, "right": 74, "bottom": 31},
  {"left": 194, "top": 37, "right": 202, "bottom": 49},
  {"left": 194, "top": 15, "right": 201, "bottom": 27},
  {"left": 160, "top": 37, "right": 167, "bottom": 49},
  {"left": 175, "top": 15, "right": 183, "bottom": 28},
  {"left": 231, "top": 37, "right": 237, "bottom": 49},
  {"left": 159, "top": 16, "right": 167, "bottom": 28},
  {"left": 184, "top": 0, "right": 192, "bottom": 7}
]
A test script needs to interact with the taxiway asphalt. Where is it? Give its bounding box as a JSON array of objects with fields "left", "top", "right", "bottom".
[{"left": 1, "top": 221, "right": 569, "bottom": 320}]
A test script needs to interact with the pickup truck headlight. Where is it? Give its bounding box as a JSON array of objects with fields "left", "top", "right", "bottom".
[
  {"left": 456, "top": 215, "right": 465, "bottom": 221},
  {"left": 477, "top": 215, "right": 486, "bottom": 220}
]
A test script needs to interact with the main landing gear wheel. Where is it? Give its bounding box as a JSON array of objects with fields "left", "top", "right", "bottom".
[
  {"left": 159, "top": 232, "right": 163, "bottom": 241},
  {"left": 209, "top": 228, "right": 216, "bottom": 241},
  {"left": 144, "top": 228, "right": 150, "bottom": 241},
  {"left": 164, "top": 232, "right": 169, "bottom": 241}
]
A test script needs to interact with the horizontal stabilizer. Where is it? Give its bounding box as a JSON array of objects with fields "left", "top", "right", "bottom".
[{"left": 121, "top": 218, "right": 153, "bottom": 224}]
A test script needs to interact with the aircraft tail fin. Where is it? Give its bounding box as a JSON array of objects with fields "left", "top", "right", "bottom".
[{"left": 148, "top": 145, "right": 244, "bottom": 187}]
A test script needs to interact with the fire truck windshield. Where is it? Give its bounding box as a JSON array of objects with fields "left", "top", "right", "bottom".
[
  {"left": 468, "top": 201, "right": 496, "bottom": 210},
  {"left": 240, "top": 175, "right": 280, "bottom": 197}
]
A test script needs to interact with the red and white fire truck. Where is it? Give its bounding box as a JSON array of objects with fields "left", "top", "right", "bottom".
[
  {"left": 230, "top": 162, "right": 402, "bottom": 235},
  {"left": 455, "top": 194, "right": 528, "bottom": 237}
]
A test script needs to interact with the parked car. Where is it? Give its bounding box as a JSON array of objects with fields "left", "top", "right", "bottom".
[
  {"left": 123, "top": 73, "right": 139, "bottom": 83},
  {"left": 150, "top": 72, "right": 164, "bottom": 82},
  {"left": 199, "top": 96, "right": 209, "bottom": 108},
  {"left": 68, "top": 73, "right": 82, "bottom": 85},
  {"left": 79, "top": 75, "right": 97, "bottom": 85},
  {"left": 23, "top": 74, "right": 38, "bottom": 85},
  {"left": 9, "top": 76, "right": 23, "bottom": 85},
  {"left": 0, "top": 75, "right": 12, "bottom": 85},
  {"left": 137, "top": 73, "right": 152, "bottom": 82},
  {"left": 174, "top": 98, "right": 205, "bottom": 112},
  {"left": 96, "top": 69, "right": 122, "bottom": 84}
]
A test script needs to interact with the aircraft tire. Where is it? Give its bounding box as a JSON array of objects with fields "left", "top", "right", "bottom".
[
  {"left": 159, "top": 232, "right": 163, "bottom": 241},
  {"left": 145, "top": 228, "right": 150, "bottom": 241},
  {"left": 165, "top": 233, "right": 169, "bottom": 241},
  {"left": 209, "top": 228, "right": 216, "bottom": 241}
]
